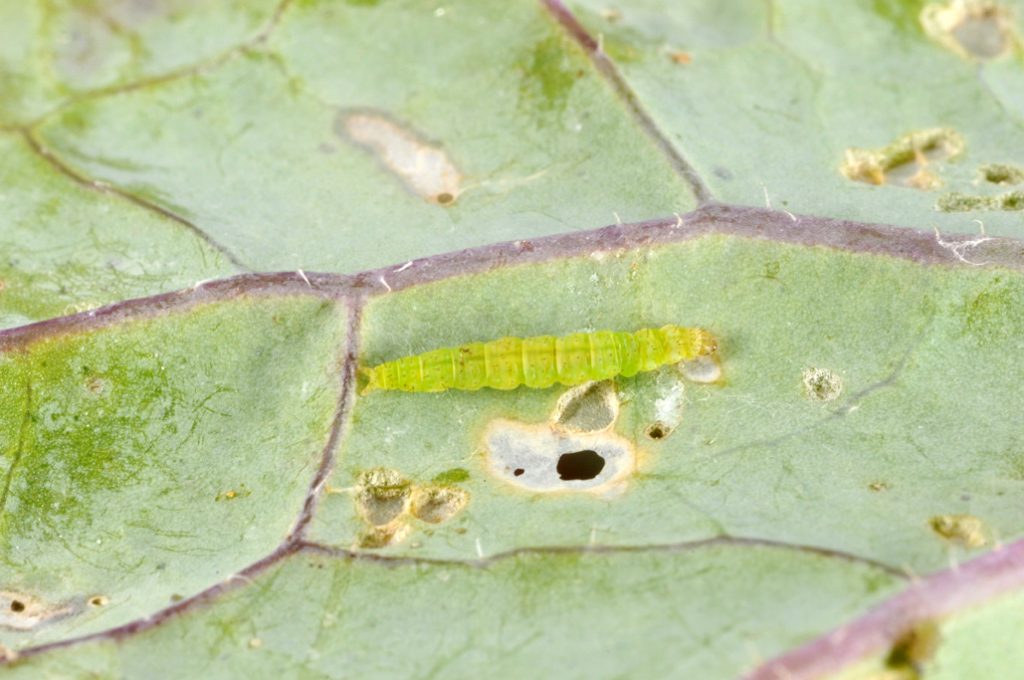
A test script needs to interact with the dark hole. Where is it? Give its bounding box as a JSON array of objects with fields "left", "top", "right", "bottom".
[
  {"left": 436, "top": 192, "right": 454, "bottom": 205},
  {"left": 556, "top": 450, "right": 605, "bottom": 481},
  {"left": 10, "top": 600, "right": 25, "bottom": 613},
  {"left": 645, "top": 423, "right": 668, "bottom": 440},
  {"left": 513, "top": 468, "right": 525, "bottom": 477}
]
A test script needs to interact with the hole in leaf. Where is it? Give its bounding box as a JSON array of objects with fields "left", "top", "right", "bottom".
[
  {"left": 645, "top": 423, "right": 669, "bottom": 440},
  {"left": 556, "top": 450, "right": 606, "bottom": 481},
  {"left": 0, "top": 591, "right": 77, "bottom": 630},
  {"left": 484, "top": 419, "right": 634, "bottom": 494}
]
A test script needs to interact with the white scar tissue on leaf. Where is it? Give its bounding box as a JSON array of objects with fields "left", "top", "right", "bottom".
[{"left": 343, "top": 112, "right": 461, "bottom": 205}]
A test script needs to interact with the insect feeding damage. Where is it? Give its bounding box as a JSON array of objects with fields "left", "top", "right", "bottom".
[
  {"left": 340, "top": 111, "right": 461, "bottom": 205},
  {"left": 350, "top": 468, "right": 469, "bottom": 549},
  {"left": 484, "top": 418, "right": 635, "bottom": 496},
  {"left": 359, "top": 325, "right": 718, "bottom": 394}
]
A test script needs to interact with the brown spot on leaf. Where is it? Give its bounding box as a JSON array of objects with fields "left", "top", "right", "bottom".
[{"left": 667, "top": 49, "right": 692, "bottom": 65}]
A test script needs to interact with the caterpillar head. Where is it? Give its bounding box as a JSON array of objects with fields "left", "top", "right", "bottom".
[
  {"left": 661, "top": 325, "right": 718, "bottom": 363},
  {"left": 358, "top": 366, "right": 382, "bottom": 395}
]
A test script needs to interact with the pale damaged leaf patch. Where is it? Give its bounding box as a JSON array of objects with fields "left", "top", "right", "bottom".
[
  {"left": 979, "top": 163, "right": 1024, "bottom": 185},
  {"left": 0, "top": 591, "right": 79, "bottom": 632},
  {"left": 677, "top": 355, "right": 723, "bottom": 384},
  {"left": 840, "top": 128, "right": 965, "bottom": 189},
  {"left": 409, "top": 485, "right": 470, "bottom": 524},
  {"left": 802, "top": 367, "right": 844, "bottom": 402},
  {"left": 345, "top": 467, "right": 468, "bottom": 548},
  {"left": 550, "top": 380, "right": 619, "bottom": 433},
  {"left": 937, "top": 190, "right": 1024, "bottom": 212},
  {"left": 484, "top": 369, "right": 707, "bottom": 493},
  {"left": 339, "top": 111, "right": 462, "bottom": 205},
  {"left": 930, "top": 514, "right": 990, "bottom": 549},
  {"left": 646, "top": 371, "right": 686, "bottom": 440},
  {"left": 920, "top": 0, "right": 1020, "bottom": 60},
  {"left": 484, "top": 419, "right": 635, "bottom": 496}
]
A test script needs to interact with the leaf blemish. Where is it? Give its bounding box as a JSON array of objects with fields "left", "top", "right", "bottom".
[
  {"left": 550, "top": 380, "right": 619, "bottom": 434},
  {"left": 338, "top": 111, "right": 461, "bottom": 205},
  {"left": 802, "top": 367, "right": 843, "bottom": 402},
  {"left": 841, "top": 128, "right": 964, "bottom": 188},
  {"left": 349, "top": 469, "right": 470, "bottom": 547},
  {"left": 357, "top": 523, "right": 410, "bottom": 550},
  {"left": 409, "top": 485, "right": 469, "bottom": 524},
  {"left": 355, "top": 468, "right": 412, "bottom": 527},
  {"left": 929, "top": 513, "right": 989, "bottom": 548},
  {"left": 937, "top": 189, "right": 1024, "bottom": 212},
  {"left": 921, "top": 0, "right": 1018, "bottom": 60},
  {"left": 678, "top": 355, "right": 723, "bottom": 383},
  {"left": 84, "top": 375, "right": 109, "bottom": 396},
  {"left": 645, "top": 371, "right": 686, "bottom": 440},
  {"left": 980, "top": 163, "right": 1024, "bottom": 185},
  {"left": 484, "top": 419, "right": 635, "bottom": 496},
  {"left": 0, "top": 590, "right": 78, "bottom": 631}
]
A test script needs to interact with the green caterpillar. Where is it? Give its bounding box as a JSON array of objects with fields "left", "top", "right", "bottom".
[{"left": 359, "top": 325, "right": 718, "bottom": 394}]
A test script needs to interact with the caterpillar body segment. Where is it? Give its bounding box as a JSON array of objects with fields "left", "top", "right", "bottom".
[{"left": 359, "top": 325, "right": 717, "bottom": 395}]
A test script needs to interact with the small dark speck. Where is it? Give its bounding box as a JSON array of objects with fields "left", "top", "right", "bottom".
[
  {"left": 713, "top": 166, "right": 733, "bottom": 180},
  {"left": 961, "top": 494, "right": 972, "bottom": 501},
  {"left": 513, "top": 468, "right": 525, "bottom": 477}
]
